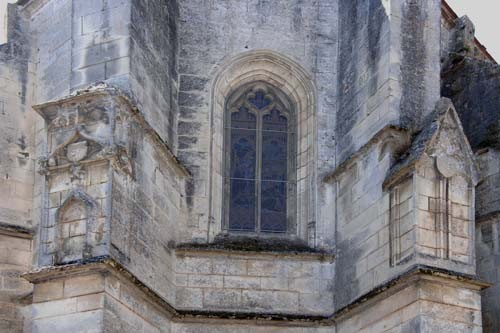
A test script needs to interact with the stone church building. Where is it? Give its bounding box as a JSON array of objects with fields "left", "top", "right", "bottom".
[{"left": 1, "top": 0, "right": 500, "bottom": 331}]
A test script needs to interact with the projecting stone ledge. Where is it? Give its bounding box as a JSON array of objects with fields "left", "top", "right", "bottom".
[
  {"left": 176, "top": 235, "right": 333, "bottom": 258},
  {"left": 21, "top": 257, "right": 490, "bottom": 332}
]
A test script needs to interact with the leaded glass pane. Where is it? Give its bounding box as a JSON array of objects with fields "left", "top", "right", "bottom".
[
  {"left": 260, "top": 181, "right": 287, "bottom": 232},
  {"left": 230, "top": 130, "right": 256, "bottom": 179},
  {"left": 261, "top": 131, "right": 287, "bottom": 181},
  {"left": 225, "top": 84, "right": 295, "bottom": 234},
  {"left": 229, "top": 179, "right": 256, "bottom": 231}
]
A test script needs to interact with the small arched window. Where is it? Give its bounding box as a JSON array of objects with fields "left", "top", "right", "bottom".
[{"left": 223, "top": 83, "right": 296, "bottom": 234}]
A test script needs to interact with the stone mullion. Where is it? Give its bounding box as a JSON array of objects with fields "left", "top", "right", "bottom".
[{"left": 255, "top": 107, "right": 262, "bottom": 234}]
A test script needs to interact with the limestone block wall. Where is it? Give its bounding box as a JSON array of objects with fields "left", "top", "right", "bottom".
[
  {"left": 332, "top": 131, "right": 403, "bottom": 309},
  {"left": 172, "top": 323, "right": 333, "bottom": 333},
  {"left": 333, "top": 101, "right": 479, "bottom": 310},
  {"left": 388, "top": 103, "right": 478, "bottom": 271},
  {"left": 414, "top": 159, "right": 475, "bottom": 268},
  {"left": 28, "top": 0, "right": 179, "bottom": 148},
  {"left": 27, "top": 262, "right": 336, "bottom": 333},
  {"left": 0, "top": 5, "right": 36, "bottom": 332},
  {"left": 28, "top": 268, "right": 174, "bottom": 333},
  {"left": 130, "top": 0, "right": 179, "bottom": 147},
  {"left": 475, "top": 149, "right": 500, "bottom": 333},
  {"left": 0, "top": 2, "right": 35, "bottom": 232},
  {"left": 442, "top": 57, "right": 500, "bottom": 152},
  {"left": 110, "top": 129, "right": 189, "bottom": 305},
  {"left": 331, "top": 0, "right": 442, "bottom": 309},
  {"left": 176, "top": 0, "right": 338, "bottom": 246},
  {"left": 336, "top": 0, "right": 393, "bottom": 161},
  {"left": 0, "top": 229, "right": 32, "bottom": 333},
  {"left": 386, "top": 160, "right": 475, "bottom": 273},
  {"left": 336, "top": 273, "right": 485, "bottom": 333},
  {"left": 29, "top": 0, "right": 131, "bottom": 102},
  {"left": 441, "top": 19, "right": 500, "bottom": 331},
  {"left": 336, "top": 0, "right": 441, "bottom": 163},
  {"left": 476, "top": 150, "right": 500, "bottom": 218},
  {"left": 1, "top": 1, "right": 494, "bottom": 332},
  {"left": 30, "top": 274, "right": 107, "bottom": 332},
  {"left": 173, "top": 250, "right": 334, "bottom": 315},
  {"left": 42, "top": 163, "right": 110, "bottom": 265}
]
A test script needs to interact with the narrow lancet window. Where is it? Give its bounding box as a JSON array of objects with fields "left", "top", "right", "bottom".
[{"left": 224, "top": 84, "right": 296, "bottom": 234}]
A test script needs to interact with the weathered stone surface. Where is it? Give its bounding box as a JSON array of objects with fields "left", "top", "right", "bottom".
[
  {"left": 0, "top": 0, "right": 499, "bottom": 332},
  {"left": 443, "top": 58, "right": 500, "bottom": 151}
]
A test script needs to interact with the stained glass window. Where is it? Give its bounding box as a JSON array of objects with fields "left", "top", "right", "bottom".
[{"left": 224, "top": 84, "right": 296, "bottom": 234}]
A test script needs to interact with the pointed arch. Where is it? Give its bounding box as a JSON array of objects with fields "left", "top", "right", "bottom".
[{"left": 208, "top": 50, "right": 317, "bottom": 240}]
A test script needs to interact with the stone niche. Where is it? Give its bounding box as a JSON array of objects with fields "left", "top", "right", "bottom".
[
  {"left": 34, "top": 86, "right": 135, "bottom": 266},
  {"left": 384, "top": 98, "right": 479, "bottom": 275},
  {"left": 55, "top": 190, "right": 100, "bottom": 263}
]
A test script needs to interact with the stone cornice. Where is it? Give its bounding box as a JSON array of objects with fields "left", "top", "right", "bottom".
[
  {"left": 332, "top": 264, "right": 490, "bottom": 322},
  {"left": 32, "top": 84, "right": 191, "bottom": 178},
  {"left": 22, "top": 258, "right": 489, "bottom": 325},
  {"left": 21, "top": 257, "right": 331, "bottom": 326},
  {"left": 324, "top": 125, "right": 409, "bottom": 183},
  {"left": 175, "top": 247, "right": 335, "bottom": 262},
  {"left": 0, "top": 222, "right": 33, "bottom": 239}
]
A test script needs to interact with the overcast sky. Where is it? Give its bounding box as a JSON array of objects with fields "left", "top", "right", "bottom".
[{"left": 446, "top": 0, "right": 500, "bottom": 62}]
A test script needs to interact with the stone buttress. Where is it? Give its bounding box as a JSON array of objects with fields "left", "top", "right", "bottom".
[{"left": 0, "top": 0, "right": 497, "bottom": 332}]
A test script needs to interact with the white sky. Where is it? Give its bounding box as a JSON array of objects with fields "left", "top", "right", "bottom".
[{"left": 446, "top": 0, "right": 500, "bottom": 62}]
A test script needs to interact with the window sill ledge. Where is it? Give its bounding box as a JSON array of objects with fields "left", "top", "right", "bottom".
[{"left": 175, "top": 236, "right": 334, "bottom": 261}]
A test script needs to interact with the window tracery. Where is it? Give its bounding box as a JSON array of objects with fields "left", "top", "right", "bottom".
[{"left": 223, "top": 83, "right": 296, "bottom": 234}]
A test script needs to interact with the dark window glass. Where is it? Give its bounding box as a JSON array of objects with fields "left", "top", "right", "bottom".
[
  {"left": 226, "top": 85, "right": 294, "bottom": 233},
  {"left": 260, "top": 181, "right": 287, "bottom": 232},
  {"left": 230, "top": 131, "right": 256, "bottom": 179},
  {"left": 229, "top": 179, "right": 256, "bottom": 231}
]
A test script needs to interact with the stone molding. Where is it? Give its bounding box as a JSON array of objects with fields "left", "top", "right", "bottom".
[
  {"left": 332, "top": 264, "right": 490, "bottom": 323},
  {"left": 0, "top": 221, "right": 33, "bottom": 239},
  {"left": 33, "top": 85, "right": 190, "bottom": 179},
  {"left": 22, "top": 257, "right": 331, "bottom": 325},
  {"left": 383, "top": 98, "right": 479, "bottom": 190},
  {"left": 22, "top": 257, "right": 489, "bottom": 325},
  {"left": 207, "top": 50, "right": 318, "bottom": 241},
  {"left": 323, "top": 125, "right": 410, "bottom": 183},
  {"left": 175, "top": 245, "right": 334, "bottom": 261}
]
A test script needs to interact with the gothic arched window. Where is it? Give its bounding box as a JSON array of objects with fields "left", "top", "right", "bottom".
[{"left": 223, "top": 83, "right": 296, "bottom": 234}]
